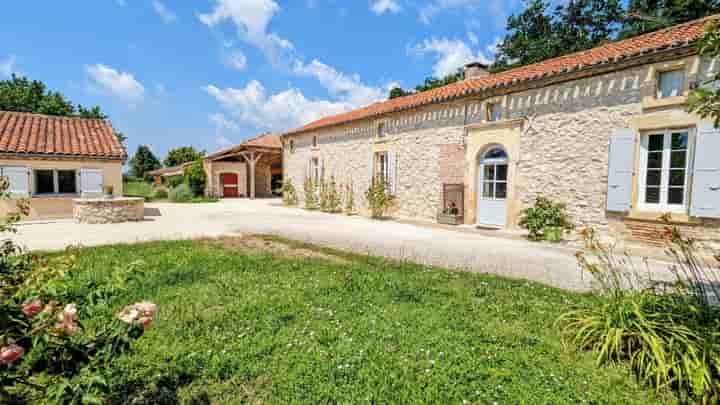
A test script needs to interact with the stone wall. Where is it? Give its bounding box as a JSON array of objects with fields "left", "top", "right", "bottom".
[
  {"left": 283, "top": 54, "right": 720, "bottom": 246},
  {"left": 73, "top": 198, "right": 144, "bottom": 224}
]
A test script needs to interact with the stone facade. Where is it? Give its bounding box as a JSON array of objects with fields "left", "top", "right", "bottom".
[
  {"left": 283, "top": 53, "right": 720, "bottom": 247},
  {"left": 73, "top": 197, "right": 144, "bottom": 224}
]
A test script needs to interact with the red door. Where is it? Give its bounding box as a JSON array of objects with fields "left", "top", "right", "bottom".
[{"left": 221, "top": 173, "right": 239, "bottom": 197}]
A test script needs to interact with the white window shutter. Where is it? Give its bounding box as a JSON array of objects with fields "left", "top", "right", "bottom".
[
  {"left": 606, "top": 128, "right": 637, "bottom": 212},
  {"left": 306, "top": 160, "right": 312, "bottom": 181},
  {"left": 80, "top": 169, "right": 103, "bottom": 197},
  {"left": 690, "top": 121, "right": 720, "bottom": 218},
  {"left": 320, "top": 159, "right": 325, "bottom": 181},
  {"left": 387, "top": 152, "right": 397, "bottom": 195},
  {"left": 1, "top": 167, "right": 29, "bottom": 197}
]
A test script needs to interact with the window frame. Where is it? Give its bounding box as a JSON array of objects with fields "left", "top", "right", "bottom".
[
  {"left": 310, "top": 157, "right": 320, "bottom": 184},
  {"left": 637, "top": 128, "right": 695, "bottom": 214},
  {"left": 33, "top": 169, "right": 79, "bottom": 196},
  {"left": 486, "top": 102, "right": 503, "bottom": 122},
  {"left": 377, "top": 122, "right": 386, "bottom": 139},
  {"left": 656, "top": 69, "right": 685, "bottom": 99},
  {"left": 374, "top": 151, "right": 390, "bottom": 185}
]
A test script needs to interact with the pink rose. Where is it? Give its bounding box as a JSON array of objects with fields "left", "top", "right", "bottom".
[
  {"left": 22, "top": 300, "right": 43, "bottom": 317},
  {"left": 0, "top": 344, "right": 24, "bottom": 365},
  {"left": 138, "top": 316, "right": 153, "bottom": 330},
  {"left": 55, "top": 303, "right": 80, "bottom": 335}
]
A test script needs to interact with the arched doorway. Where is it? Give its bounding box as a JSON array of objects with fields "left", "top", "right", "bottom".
[
  {"left": 220, "top": 173, "right": 239, "bottom": 197},
  {"left": 477, "top": 146, "right": 509, "bottom": 228}
]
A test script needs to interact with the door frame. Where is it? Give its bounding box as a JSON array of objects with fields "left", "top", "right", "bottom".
[
  {"left": 219, "top": 172, "right": 240, "bottom": 198},
  {"left": 476, "top": 145, "right": 510, "bottom": 228}
]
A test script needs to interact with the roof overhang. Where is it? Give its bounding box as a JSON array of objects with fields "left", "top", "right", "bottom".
[{"left": 0, "top": 152, "right": 127, "bottom": 162}]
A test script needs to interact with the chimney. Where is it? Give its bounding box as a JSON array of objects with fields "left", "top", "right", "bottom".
[{"left": 464, "top": 62, "right": 489, "bottom": 80}]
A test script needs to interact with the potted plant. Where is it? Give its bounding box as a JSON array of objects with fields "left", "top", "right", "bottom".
[{"left": 437, "top": 202, "right": 463, "bottom": 225}]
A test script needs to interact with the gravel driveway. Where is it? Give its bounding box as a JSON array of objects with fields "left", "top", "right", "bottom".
[{"left": 13, "top": 199, "right": 673, "bottom": 291}]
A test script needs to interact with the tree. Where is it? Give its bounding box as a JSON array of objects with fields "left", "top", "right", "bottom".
[
  {"left": 183, "top": 160, "right": 207, "bottom": 197},
  {"left": 553, "top": 0, "right": 623, "bottom": 54},
  {"left": 164, "top": 146, "right": 205, "bottom": 167},
  {"left": 129, "top": 145, "right": 161, "bottom": 181},
  {"left": 620, "top": 0, "right": 720, "bottom": 39},
  {"left": 689, "top": 21, "right": 720, "bottom": 125},
  {"left": 492, "top": 0, "right": 560, "bottom": 72},
  {"left": 0, "top": 75, "right": 127, "bottom": 146},
  {"left": 388, "top": 70, "right": 464, "bottom": 99}
]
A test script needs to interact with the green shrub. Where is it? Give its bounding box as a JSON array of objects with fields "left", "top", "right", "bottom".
[
  {"left": 303, "top": 178, "right": 318, "bottom": 210},
  {"left": 152, "top": 187, "right": 169, "bottom": 200},
  {"left": 364, "top": 176, "right": 393, "bottom": 219},
  {"left": 558, "top": 227, "right": 720, "bottom": 402},
  {"left": 183, "top": 160, "right": 206, "bottom": 197},
  {"left": 167, "top": 175, "right": 184, "bottom": 189},
  {"left": 319, "top": 176, "right": 342, "bottom": 213},
  {"left": 169, "top": 184, "right": 193, "bottom": 203},
  {"left": 280, "top": 179, "right": 297, "bottom": 206},
  {"left": 344, "top": 182, "right": 355, "bottom": 215},
  {"left": 519, "top": 195, "right": 574, "bottom": 241}
]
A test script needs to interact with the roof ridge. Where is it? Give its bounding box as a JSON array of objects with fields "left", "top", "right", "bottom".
[{"left": 284, "top": 14, "right": 718, "bottom": 136}]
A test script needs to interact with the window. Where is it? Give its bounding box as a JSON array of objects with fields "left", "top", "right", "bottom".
[
  {"left": 639, "top": 129, "right": 693, "bottom": 213},
  {"left": 312, "top": 135, "right": 318, "bottom": 148},
  {"left": 487, "top": 102, "right": 502, "bottom": 122},
  {"left": 657, "top": 69, "right": 684, "bottom": 99},
  {"left": 375, "top": 152, "right": 390, "bottom": 184},
  {"left": 480, "top": 147, "right": 508, "bottom": 200},
  {"left": 289, "top": 139, "right": 295, "bottom": 153},
  {"left": 377, "top": 123, "right": 386, "bottom": 139},
  {"left": 34, "top": 169, "right": 78, "bottom": 195}
]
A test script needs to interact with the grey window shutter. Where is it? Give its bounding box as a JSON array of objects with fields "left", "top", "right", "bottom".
[
  {"left": 306, "top": 159, "right": 312, "bottom": 181},
  {"left": 1, "top": 167, "right": 30, "bottom": 197},
  {"left": 606, "top": 128, "right": 637, "bottom": 212},
  {"left": 690, "top": 121, "right": 720, "bottom": 218}
]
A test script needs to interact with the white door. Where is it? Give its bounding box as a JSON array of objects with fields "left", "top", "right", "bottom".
[{"left": 477, "top": 147, "right": 509, "bottom": 228}]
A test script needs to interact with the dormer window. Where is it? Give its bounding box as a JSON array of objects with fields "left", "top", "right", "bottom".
[
  {"left": 487, "top": 102, "right": 502, "bottom": 122},
  {"left": 377, "top": 123, "right": 386, "bottom": 139},
  {"left": 657, "top": 69, "right": 684, "bottom": 99}
]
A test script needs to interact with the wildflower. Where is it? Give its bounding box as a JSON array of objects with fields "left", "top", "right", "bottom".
[
  {"left": 0, "top": 344, "right": 24, "bottom": 365},
  {"left": 42, "top": 301, "right": 58, "bottom": 315},
  {"left": 22, "top": 300, "right": 43, "bottom": 317}
]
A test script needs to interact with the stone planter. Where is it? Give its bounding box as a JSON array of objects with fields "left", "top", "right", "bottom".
[
  {"left": 437, "top": 213, "right": 463, "bottom": 226},
  {"left": 73, "top": 197, "right": 144, "bottom": 224}
]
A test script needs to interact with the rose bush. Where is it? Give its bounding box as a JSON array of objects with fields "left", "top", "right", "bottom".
[{"left": 0, "top": 178, "right": 158, "bottom": 404}]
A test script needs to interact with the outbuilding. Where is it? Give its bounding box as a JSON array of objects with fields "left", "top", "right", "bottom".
[{"left": 0, "top": 111, "right": 126, "bottom": 220}]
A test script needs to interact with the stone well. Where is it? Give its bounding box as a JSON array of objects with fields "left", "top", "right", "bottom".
[{"left": 73, "top": 197, "right": 145, "bottom": 224}]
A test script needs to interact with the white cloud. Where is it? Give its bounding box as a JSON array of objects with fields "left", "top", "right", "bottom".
[
  {"left": 198, "top": 0, "right": 293, "bottom": 62},
  {"left": 153, "top": 1, "right": 177, "bottom": 23},
  {"left": 371, "top": 0, "right": 401, "bottom": 15},
  {"left": 226, "top": 50, "right": 248, "bottom": 71},
  {"left": 0, "top": 55, "right": 17, "bottom": 78},
  {"left": 409, "top": 38, "right": 492, "bottom": 77},
  {"left": 215, "top": 136, "right": 233, "bottom": 148},
  {"left": 204, "top": 81, "right": 353, "bottom": 131},
  {"left": 210, "top": 113, "right": 239, "bottom": 130},
  {"left": 85, "top": 64, "right": 145, "bottom": 104},
  {"left": 420, "top": 0, "right": 518, "bottom": 26},
  {"left": 467, "top": 31, "right": 479, "bottom": 45},
  {"left": 292, "top": 59, "right": 385, "bottom": 108}
]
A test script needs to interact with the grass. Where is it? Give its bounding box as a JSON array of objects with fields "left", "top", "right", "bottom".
[
  {"left": 123, "top": 181, "right": 218, "bottom": 203},
  {"left": 123, "top": 180, "right": 155, "bottom": 200},
  {"left": 59, "top": 236, "right": 672, "bottom": 404}
]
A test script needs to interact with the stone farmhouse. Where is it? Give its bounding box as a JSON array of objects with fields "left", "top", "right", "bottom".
[{"left": 282, "top": 16, "right": 720, "bottom": 246}]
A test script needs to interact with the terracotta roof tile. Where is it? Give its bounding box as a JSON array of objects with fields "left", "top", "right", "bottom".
[
  {"left": 205, "top": 133, "right": 282, "bottom": 160},
  {"left": 0, "top": 111, "right": 127, "bottom": 159},
  {"left": 285, "top": 15, "right": 716, "bottom": 136}
]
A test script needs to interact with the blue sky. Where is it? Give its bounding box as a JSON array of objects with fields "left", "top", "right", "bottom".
[{"left": 0, "top": 0, "right": 529, "bottom": 161}]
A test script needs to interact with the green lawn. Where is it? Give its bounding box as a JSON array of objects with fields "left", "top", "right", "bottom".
[
  {"left": 123, "top": 180, "right": 155, "bottom": 199},
  {"left": 63, "top": 237, "right": 670, "bottom": 404}
]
